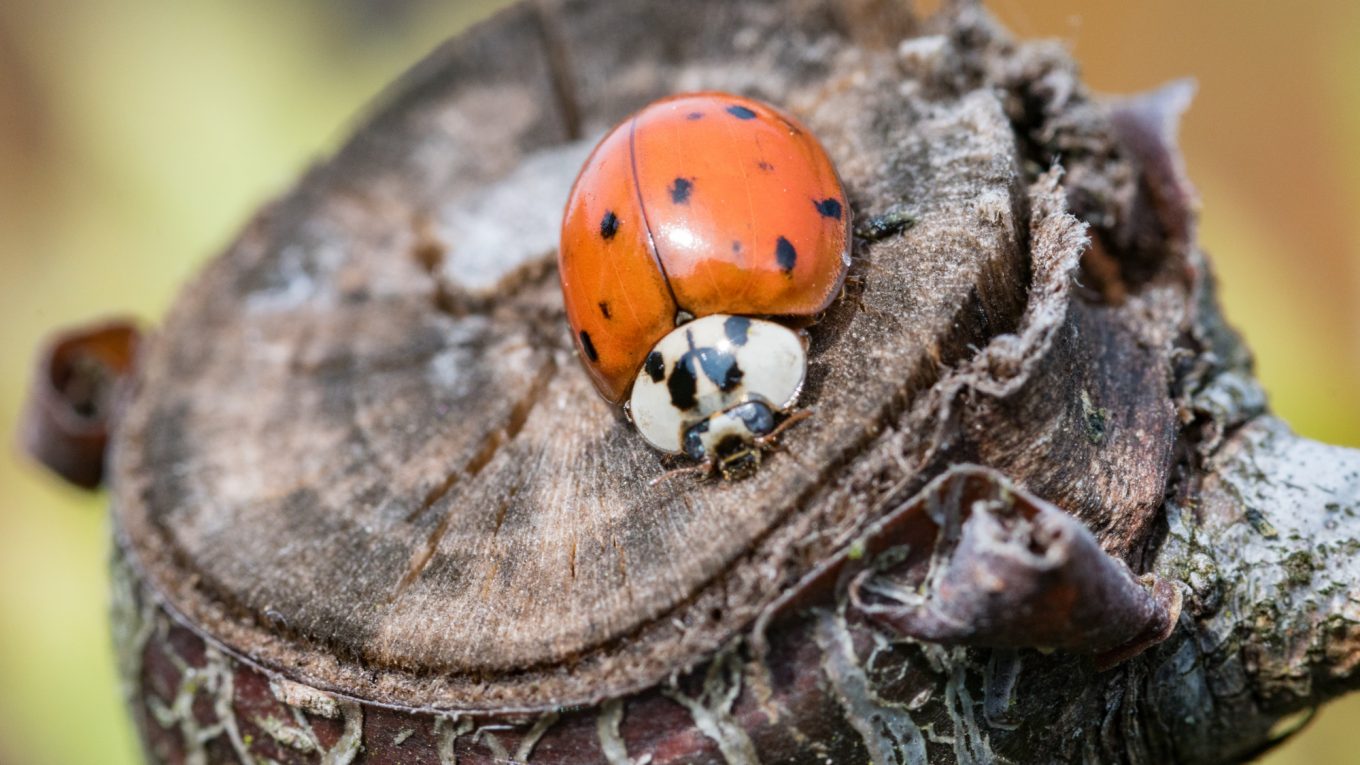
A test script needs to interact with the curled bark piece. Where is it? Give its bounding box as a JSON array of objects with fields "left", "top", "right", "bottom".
[
  {"left": 19, "top": 318, "right": 141, "bottom": 489},
  {"left": 1106, "top": 79, "right": 1200, "bottom": 262},
  {"left": 849, "top": 472, "right": 1182, "bottom": 661},
  {"left": 786, "top": 466, "right": 1183, "bottom": 664}
]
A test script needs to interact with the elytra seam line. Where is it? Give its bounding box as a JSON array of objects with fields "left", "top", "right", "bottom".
[{"left": 628, "top": 115, "right": 684, "bottom": 315}]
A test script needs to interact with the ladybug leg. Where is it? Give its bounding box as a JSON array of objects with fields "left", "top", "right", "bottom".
[
  {"left": 649, "top": 458, "right": 715, "bottom": 487},
  {"left": 755, "top": 408, "right": 814, "bottom": 449}
]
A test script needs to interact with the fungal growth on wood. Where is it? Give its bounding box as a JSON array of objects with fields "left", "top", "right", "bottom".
[{"left": 21, "top": 0, "right": 1360, "bottom": 763}]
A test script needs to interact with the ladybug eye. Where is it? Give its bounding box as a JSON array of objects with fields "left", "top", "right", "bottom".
[
  {"left": 682, "top": 426, "right": 707, "bottom": 460},
  {"left": 730, "top": 401, "right": 775, "bottom": 437}
]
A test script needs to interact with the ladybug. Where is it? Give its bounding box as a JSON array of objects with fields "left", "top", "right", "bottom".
[{"left": 558, "top": 92, "right": 851, "bottom": 479}]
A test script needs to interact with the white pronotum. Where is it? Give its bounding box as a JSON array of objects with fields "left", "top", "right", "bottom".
[{"left": 629, "top": 314, "right": 807, "bottom": 453}]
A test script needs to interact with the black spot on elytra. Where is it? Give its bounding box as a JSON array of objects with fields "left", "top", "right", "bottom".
[
  {"left": 669, "top": 177, "right": 694, "bottom": 205},
  {"left": 598, "top": 302, "right": 611, "bottom": 320},
  {"left": 600, "top": 210, "right": 619, "bottom": 239},
  {"left": 578, "top": 330, "right": 598, "bottom": 362},
  {"left": 814, "top": 198, "right": 843, "bottom": 220},
  {"left": 757, "top": 161, "right": 774, "bottom": 172},
  {"left": 695, "top": 347, "right": 743, "bottom": 392},
  {"left": 644, "top": 351, "right": 665, "bottom": 382},
  {"left": 668, "top": 356, "right": 698, "bottom": 410},
  {"left": 732, "top": 240, "right": 743, "bottom": 253},
  {"left": 775, "top": 236, "right": 797, "bottom": 274},
  {"left": 686, "top": 111, "right": 704, "bottom": 120},
  {"left": 727, "top": 104, "right": 757, "bottom": 120},
  {"left": 724, "top": 316, "right": 750, "bottom": 346}
]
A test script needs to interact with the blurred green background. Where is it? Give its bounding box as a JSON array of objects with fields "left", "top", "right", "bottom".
[{"left": 0, "top": 1, "right": 1355, "bottom": 763}]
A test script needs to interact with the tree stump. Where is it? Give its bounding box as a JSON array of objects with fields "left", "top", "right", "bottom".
[{"left": 92, "top": 1, "right": 1360, "bottom": 763}]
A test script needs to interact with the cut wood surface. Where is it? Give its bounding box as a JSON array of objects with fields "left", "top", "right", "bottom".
[
  {"left": 101, "top": 0, "right": 1360, "bottom": 762},
  {"left": 114, "top": 0, "right": 1014, "bottom": 709}
]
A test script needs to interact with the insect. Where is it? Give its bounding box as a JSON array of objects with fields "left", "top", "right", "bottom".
[{"left": 558, "top": 92, "right": 851, "bottom": 479}]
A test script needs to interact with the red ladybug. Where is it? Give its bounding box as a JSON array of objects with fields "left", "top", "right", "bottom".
[{"left": 558, "top": 92, "right": 850, "bottom": 478}]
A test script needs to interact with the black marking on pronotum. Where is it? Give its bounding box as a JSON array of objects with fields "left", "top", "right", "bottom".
[
  {"left": 598, "top": 302, "right": 612, "bottom": 320},
  {"left": 668, "top": 356, "right": 698, "bottom": 410},
  {"left": 727, "top": 104, "right": 757, "bottom": 120},
  {"left": 669, "top": 177, "right": 694, "bottom": 205},
  {"left": 814, "top": 198, "right": 843, "bottom": 220},
  {"left": 686, "top": 111, "right": 704, "bottom": 120},
  {"left": 600, "top": 210, "right": 620, "bottom": 239},
  {"left": 757, "top": 161, "right": 774, "bottom": 172},
  {"left": 579, "top": 330, "right": 599, "bottom": 362},
  {"left": 644, "top": 351, "right": 665, "bottom": 383},
  {"left": 724, "top": 316, "right": 751, "bottom": 346},
  {"left": 775, "top": 236, "right": 798, "bottom": 274},
  {"left": 695, "top": 347, "right": 743, "bottom": 392}
]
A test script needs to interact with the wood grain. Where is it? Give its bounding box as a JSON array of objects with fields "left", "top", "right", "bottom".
[{"left": 112, "top": 0, "right": 1034, "bottom": 710}]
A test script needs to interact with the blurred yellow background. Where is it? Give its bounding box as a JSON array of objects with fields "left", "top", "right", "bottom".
[{"left": 0, "top": 1, "right": 1355, "bottom": 763}]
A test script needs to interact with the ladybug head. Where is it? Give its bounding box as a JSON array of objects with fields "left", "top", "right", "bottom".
[{"left": 681, "top": 400, "right": 776, "bottom": 480}]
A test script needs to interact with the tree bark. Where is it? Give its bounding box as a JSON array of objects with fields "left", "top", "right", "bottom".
[{"left": 79, "top": 0, "right": 1360, "bottom": 763}]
